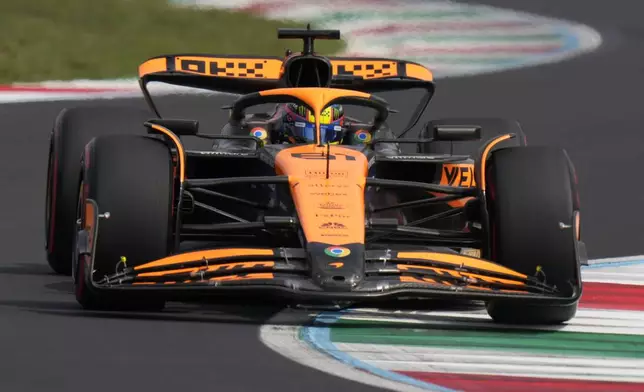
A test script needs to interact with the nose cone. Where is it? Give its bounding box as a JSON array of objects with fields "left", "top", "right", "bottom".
[
  {"left": 274, "top": 144, "right": 368, "bottom": 247},
  {"left": 308, "top": 243, "right": 365, "bottom": 292}
]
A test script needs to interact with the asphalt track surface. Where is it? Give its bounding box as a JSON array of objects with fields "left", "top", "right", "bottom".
[{"left": 1, "top": 1, "right": 643, "bottom": 391}]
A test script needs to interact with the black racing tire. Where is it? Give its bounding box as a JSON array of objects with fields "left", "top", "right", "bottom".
[
  {"left": 74, "top": 134, "right": 173, "bottom": 311},
  {"left": 419, "top": 117, "right": 527, "bottom": 156},
  {"left": 484, "top": 146, "right": 581, "bottom": 324},
  {"left": 45, "top": 106, "right": 153, "bottom": 275}
]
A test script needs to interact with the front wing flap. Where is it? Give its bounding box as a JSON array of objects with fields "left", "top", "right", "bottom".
[{"left": 85, "top": 245, "right": 579, "bottom": 304}]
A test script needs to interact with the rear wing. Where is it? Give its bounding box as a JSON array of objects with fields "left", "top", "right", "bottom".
[
  {"left": 138, "top": 54, "right": 434, "bottom": 93},
  {"left": 137, "top": 26, "right": 436, "bottom": 133},
  {"left": 137, "top": 54, "right": 436, "bottom": 131}
]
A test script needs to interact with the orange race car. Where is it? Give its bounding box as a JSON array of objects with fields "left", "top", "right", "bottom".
[{"left": 45, "top": 26, "right": 586, "bottom": 324}]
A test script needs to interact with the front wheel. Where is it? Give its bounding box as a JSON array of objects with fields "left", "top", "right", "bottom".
[
  {"left": 74, "top": 134, "right": 174, "bottom": 311},
  {"left": 483, "top": 146, "right": 582, "bottom": 324}
]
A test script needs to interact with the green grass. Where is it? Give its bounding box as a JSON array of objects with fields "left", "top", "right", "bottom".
[{"left": 0, "top": 0, "right": 345, "bottom": 83}]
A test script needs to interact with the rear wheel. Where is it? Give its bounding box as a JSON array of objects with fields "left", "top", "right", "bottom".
[
  {"left": 74, "top": 134, "right": 173, "bottom": 311},
  {"left": 484, "top": 146, "right": 581, "bottom": 324},
  {"left": 45, "top": 106, "right": 152, "bottom": 275}
]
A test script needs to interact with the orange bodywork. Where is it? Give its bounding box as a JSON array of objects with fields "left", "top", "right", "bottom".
[
  {"left": 137, "top": 261, "right": 275, "bottom": 277},
  {"left": 397, "top": 264, "right": 524, "bottom": 286},
  {"left": 133, "top": 249, "right": 274, "bottom": 270},
  {"left": 275, "top": 144, "right": 368, "bottom": 245},
  {"left": 479, "top": 134, "right": 513, "bottom": 192},
  {"left": 83, "top": 193, "right": 94, "bottom": 251},
  {"left": 397, "top": 251, "right": 527, "bottom": 278},
  {"left": 262, "top": 88, "right": 374, "bottom": 245},
  {"left": 405, "top": 63, "right": 434, "bottom": 81},
  {"left": 253, "top": 88, "right": 490, "bottom": 250},
  {"left": 435, "top": 163, "right": 476, "bottom": 208},
  {"left": 400, "top": 276, "right": 527, "bottom": 293},
  {"left": 147, "top": 123, "right": 186, "bottom": 182},
  {"left": 138, "top": 57, "right": 167, "bottom": 78}
]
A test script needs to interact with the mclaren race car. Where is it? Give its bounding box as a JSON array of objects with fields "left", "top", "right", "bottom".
[{"left": 45, "top": 27, "right": 586, "bottom": 324}]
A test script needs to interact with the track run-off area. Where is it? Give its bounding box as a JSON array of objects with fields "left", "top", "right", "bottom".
[{"left": 2, "top": 1, "right": 644, "bottom": 391}]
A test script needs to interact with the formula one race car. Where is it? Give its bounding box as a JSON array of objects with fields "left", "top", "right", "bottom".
[{"left": 45, "top": 27, "right": 586, "bottom": 324}]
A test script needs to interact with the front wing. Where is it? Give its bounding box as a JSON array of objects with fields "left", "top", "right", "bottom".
[{"left": 81, "top": 209, "right": 581, "bottom": 305}]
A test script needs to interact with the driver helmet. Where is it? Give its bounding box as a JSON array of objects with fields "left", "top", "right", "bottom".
[{"left": 282, "top": 103, "right": 344, "bottom": 144}]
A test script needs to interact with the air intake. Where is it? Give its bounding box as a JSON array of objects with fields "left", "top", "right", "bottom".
[
  {"left": 285, "top": 56, "right": 332, "bottom": 87},
  {"left": 277, "top": 24, "right": 339, "bottom": 87}
]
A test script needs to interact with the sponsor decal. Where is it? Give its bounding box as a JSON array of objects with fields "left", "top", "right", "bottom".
[
  {"left": 319, "top": 222, "right": 347, "bottom": 229},
  {"left": 460, "top": 248, "right": 481, "bottom": 258},
  {"left": 319, "top": 201, "right": 344, "bottom": 209},
  {"left": 353, "top": 130, "right": 372, "bottom": 144},
  {"left": 250, "top": 127, "right": 268, "bottom": 138},
  {"left": 192, "top": 151, "right": 254, "bottom": 156},
  {"left": 176, "top": 57, "right": 274, "bottom": 78},
  {"left": 440, "top": 164, "right": 476, "bottom": 187},
  {"left": 328, "top": 262, "right": 344, "bottom": 269},
  {"left": 250, "top": 127, "right": 268, "bottom": 147},
  {"left": 324, "top": 246, "right": 352, "bottom": 258},
  {"left": 305, "top": 169, "right": 348, "bottom": 178},
  {"left": 311, "top": 192, "right": 347, "bottom": 196},
  {"left": 389, "top": 155, "right": 441, "bottom": 160},
  {"left": 316, "top": 213, "right": 350, "bottom": 218},
  {"left": 307, "top": 183, "right": 349, "bottom": 188}
]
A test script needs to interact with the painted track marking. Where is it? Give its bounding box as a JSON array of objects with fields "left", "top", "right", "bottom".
[{"left": 261, "top": 258, "right": 644, "bottom": 391}]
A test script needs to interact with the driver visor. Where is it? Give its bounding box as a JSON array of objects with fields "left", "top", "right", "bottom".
[{"left": 294, "top": 121, "right": 342, "bottom": 144}]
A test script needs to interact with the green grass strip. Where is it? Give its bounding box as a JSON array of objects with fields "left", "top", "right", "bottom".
[
  {"left": 0, "top": 0, "right": 344, "bottom": 83},
  {"left": 330, "top": 320, "right": 644, "bottom": 359}
]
